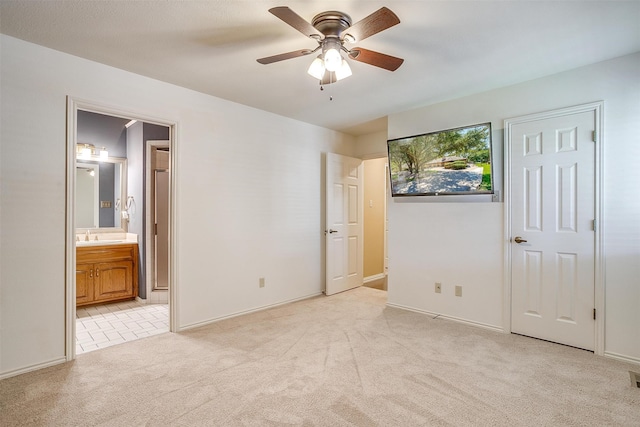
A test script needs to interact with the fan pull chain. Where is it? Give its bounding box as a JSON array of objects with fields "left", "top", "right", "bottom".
[
  {"left": 318, "top": 74, "right": 335, "bottom": 101},
  {"left": 319, "top": 83, "right": 332, "bottom": 101}
]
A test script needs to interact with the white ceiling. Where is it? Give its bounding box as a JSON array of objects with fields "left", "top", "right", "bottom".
[{"left": 1, "top": 1, "right": 638, "bottom": 135}]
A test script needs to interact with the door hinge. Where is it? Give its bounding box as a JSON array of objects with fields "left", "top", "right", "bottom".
[
  {"left": 593, "top": 308, "right": 596, "bottom": 320},
  {"left": 592, "top": 130, "right": 597, "bottom": 142},
  {"left": 154, "top": 223, "right": 158, "bottom": 235},
  {"left": 592, "top": 219, "right": 597, "bottom": 231}
]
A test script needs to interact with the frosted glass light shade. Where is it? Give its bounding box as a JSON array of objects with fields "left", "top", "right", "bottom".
[
  {"left": 335, "top": 59, "right": 352, "bottom": 81},
  {"left": 323, "top": 48, "right": 342, "bottom": 72},
  {"left": 80, "top": 146, "right": 92, "bottom": 158},
  {"left": 307, "top": 56, "right": 325, "bottom": 80}
]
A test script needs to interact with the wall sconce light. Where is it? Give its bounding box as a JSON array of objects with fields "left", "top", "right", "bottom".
[
  {"left": 76, "top": 143, "right": 108, "bottom": 160},
  {"left": 78, "top": 143, "right": 92, "bottom": 159}
]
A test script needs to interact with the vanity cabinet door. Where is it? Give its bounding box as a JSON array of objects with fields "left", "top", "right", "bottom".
[
  {"left": 76, "top": 263, "right": 95, "bottom": 305},
  {"left": 76, "top": 243, "right": 138, "bottom": 307},
  {"left": 93, "top": 260, "right": 135, "bottom": 302}
]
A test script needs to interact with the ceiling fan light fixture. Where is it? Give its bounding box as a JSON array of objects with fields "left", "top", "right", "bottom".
[
  {"left": 307, "top": 56, "right": 325, "bottom": 80},
  {"left": 258, "top": 7, "right": 404, "bottom": 84},
  {"left": 335, "top": 59, "right": 352, "bottom": 81}
]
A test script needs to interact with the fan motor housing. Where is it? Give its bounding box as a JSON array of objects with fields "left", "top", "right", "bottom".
[{"left": 311, "top": 11, "right": 352, "bottom": 37}]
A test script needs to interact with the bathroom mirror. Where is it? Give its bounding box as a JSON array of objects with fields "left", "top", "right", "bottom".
[{"left": 75, "top": 156, "right": 127, "bottom": 230}]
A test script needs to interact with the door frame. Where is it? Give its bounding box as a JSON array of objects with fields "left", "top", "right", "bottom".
[
  {"left": 503, "top": 101, "right": 604, "bottom": 355},
  {"left": 65, "top": 97, "right": 179, "bottom": 361}
]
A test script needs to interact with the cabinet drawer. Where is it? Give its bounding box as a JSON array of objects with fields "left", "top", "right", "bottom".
[{"left": 77, "top": 244, "right": 136, "bottom": 263}]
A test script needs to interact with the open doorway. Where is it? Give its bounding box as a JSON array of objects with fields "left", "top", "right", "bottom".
[
  {"left": 66, "top": 99, "right": 176, "bottom": 359},
  {"left": 363, "top": 157, "right": 388, "bottom": 291}
]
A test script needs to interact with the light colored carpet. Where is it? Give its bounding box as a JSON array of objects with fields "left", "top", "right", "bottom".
[{"left": 1, "top": 287, "right": 639, "bottom": 426}]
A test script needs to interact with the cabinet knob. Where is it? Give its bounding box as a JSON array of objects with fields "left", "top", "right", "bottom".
[
  {"left": 90, "top": 269, "right": 93, "bottom": 278},
  {"left": 96, "top": 268, "right": 99, "bottom": 277}
]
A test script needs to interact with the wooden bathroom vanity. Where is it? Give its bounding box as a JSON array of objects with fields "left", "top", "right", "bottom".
[{"left": 76, "top": 243, "right": 138, "bottom": 307}]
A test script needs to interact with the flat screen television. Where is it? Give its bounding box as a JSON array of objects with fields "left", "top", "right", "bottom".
[{"left": 387, "top": 122, "right": 493, "bottom": 197}]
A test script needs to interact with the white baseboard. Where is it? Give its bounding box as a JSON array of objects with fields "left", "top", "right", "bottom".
[
  {"left": 179, "top": 292, "right": 322, "bottom": 332},
  {"left": 135, "top": 296, "right": 146, "bottom": 304},
  {"left": 363, "top": 273, "right": 386, "bottom": 284},
  {"left": 386, "top": 302, "right": 504, "bottom": 333},
  {"left": 604, "top": 351, "right": 640, "bottom": 366},
  {"left": 0, "top": 356, "right": 67, "bottom": 380}
]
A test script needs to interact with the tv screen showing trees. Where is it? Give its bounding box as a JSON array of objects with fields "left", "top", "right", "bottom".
[{"left": 387, "top": 122, "right": 493, "bottom": 197}]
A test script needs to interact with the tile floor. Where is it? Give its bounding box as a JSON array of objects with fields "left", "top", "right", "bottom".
[{"left": 76, "top": 300, "right": 169, "bottom": 354}]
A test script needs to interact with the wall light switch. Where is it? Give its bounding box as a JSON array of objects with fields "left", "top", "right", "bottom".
[
  {"left": 435, "top": 282, "right": 442, "bottom": 293},
  {"left": 455, "top": 285, "right": 462, "bottom": 297},
  {"left": 259, "top": 277, "right": 265, "bottom": 288}
]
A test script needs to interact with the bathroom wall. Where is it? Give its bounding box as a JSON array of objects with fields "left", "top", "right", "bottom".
[
  {"left": 126, "top": 121, "right": 144, "bottom": 297},
  {"left": 97, "top": 162, "right": 115, "bottom": 227},
  {"left": 77, "top": 111, "right": 130, "bottom": 227},
  {"left": 77, "top": 110, "right": 128, "bottom": 157},
  {"left": 126, "top": 122, "right": 170, "bottom": 299}
]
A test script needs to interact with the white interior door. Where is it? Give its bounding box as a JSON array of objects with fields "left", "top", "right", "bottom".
[
  {"left": 509, "top": 109, "right": 596, "bottom": 350},
  {"left": 326, "top": 153, "right": 363, "bottom": 296}
]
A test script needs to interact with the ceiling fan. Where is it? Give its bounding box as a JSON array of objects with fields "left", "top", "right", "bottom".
[{"left": 257, "top": 6, "right": 403, "bottom": 85}]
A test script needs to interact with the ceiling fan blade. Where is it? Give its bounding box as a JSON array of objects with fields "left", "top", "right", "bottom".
[
  {"left": 343, "top": 7, "right": 400, "bottom": 42},
  {"left": 257, "top": 49, "right": 314, "bottom": 65},
  {"left": 349, "top": 48, "right": 404, "bottom": 71},
  {"left": 269, "top": 7, "right": 322, "bottom": 39}
]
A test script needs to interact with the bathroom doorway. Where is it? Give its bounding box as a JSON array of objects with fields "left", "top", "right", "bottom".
[{"left": 66, "top": 98, "right": 177, "bottom": 359}]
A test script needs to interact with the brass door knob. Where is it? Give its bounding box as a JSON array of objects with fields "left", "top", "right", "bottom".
[{"left": 514, "top": 236, "right": 528, "bottom": 244}]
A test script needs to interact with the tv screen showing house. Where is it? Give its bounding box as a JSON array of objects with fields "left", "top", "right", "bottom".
[{"left": 387, "top": 122, "right": 493, "bottom": 197}]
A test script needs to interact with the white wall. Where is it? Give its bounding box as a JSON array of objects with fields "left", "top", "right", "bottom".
[
  {"left": 384, "top": 52, "right": 640, "bottom": 361},
  {"left": 354, "top": 130, "right": 388, "bottom": 159},
  {"left": 0, "top": 35, "right": 355, "bottom": 377}
]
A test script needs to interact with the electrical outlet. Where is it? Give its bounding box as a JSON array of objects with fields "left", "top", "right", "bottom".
[
  {"left": 259, "top": 277, "right": 265, "bottom": 288},
  {"left": 435, "top": 282, "right": 442, "bottom": 293},
  {"left": 630, "top": 371, "right": 640, "bottom": 388},
  {"left": 455, "top": 285, "right": 462, "bottom": 297}
]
